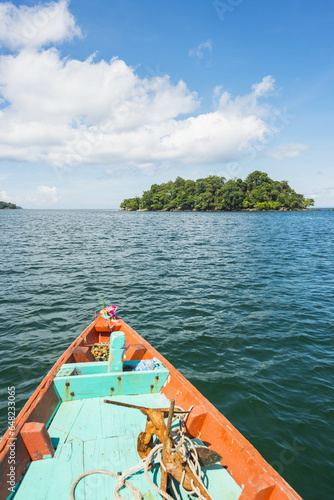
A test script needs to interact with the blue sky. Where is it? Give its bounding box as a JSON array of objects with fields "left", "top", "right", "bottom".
[{"left": 0, "top": 0, "right": 333, "bottom": 208}]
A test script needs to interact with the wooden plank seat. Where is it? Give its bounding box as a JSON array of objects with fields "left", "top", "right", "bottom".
[{"left": 54, "top": 361, "right": 169, "bottom": 401}]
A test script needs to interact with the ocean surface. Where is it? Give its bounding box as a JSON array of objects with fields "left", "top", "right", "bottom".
[{"left": 0, "top": 209, "right": 333, "bottom": 499}]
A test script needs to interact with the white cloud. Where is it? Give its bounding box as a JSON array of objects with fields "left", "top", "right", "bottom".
[
  {"left": 0, "top": 3, "right": 281, "bottom": 172},
  {"left": 0, "top": 1, "right": 81, "bottom": 50},
  {"left": 37, "top": 185, "right": 58, "bottom": 202},
  {"left": 268, "top": 143, "right": 309, "bottom": 160},
  {"left": 0, "top": 47, "right": 279, "bottom": 168},
  {"left": 252, "top": 75, "right": 275, "bottom": 97},
  {"left": 0, "top": 190, "right": 11, "bottom": 202},
  {"left": 189, "top": 39, "right": 213, "bottom": 60},
  {"left": 37, "top": 185, "right": 57, "bottom": 194}
]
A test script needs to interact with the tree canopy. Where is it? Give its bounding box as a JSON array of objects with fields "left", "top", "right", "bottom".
[
  {"left": 0, "top": 201, "right": 21, "bottom": 209},
  {"left": 120, "top": 171, "right": 314, "bottom": 211}
]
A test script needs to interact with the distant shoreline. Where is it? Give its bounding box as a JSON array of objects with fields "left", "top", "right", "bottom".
[
  {"left": 1, "top": 207, "right": 333, "bottom": 211},
  {"left": 122, "top": 207, "right": 334, "bottom": 212},
  {"left": 0, "top": 203, "right": 22, "bottom": 210}
]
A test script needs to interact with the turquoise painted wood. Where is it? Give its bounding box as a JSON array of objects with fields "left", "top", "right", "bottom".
[
  {"left": 55, "top": 359, "right": 166, "bottom": 377},
  {"left": 54, "top": 368, "right": 169, "bottom": 401},
  {"left": 108, "top": 331, "right": 126, "bottom": 372},
  {"left": 13, "top": 393, "right": 242, "bottom": 500},
  {"left": 110, "top": 331, "right": 125, "bottom": 349},
  {"left": 82, "top": 436, "right": 123, "bottom": 499},
  {"left": 56, "top": 361, "right": 108, "bottom": 377},
  {"left": 48, "top": 394, "right": 170, "bottom": 445},
  {"left": 48, "top": 399, "right": 85, "bottom": 453},
  {"left": 82, "top": 434, "right": 162, "bottom": 500},
  {"left": 14, "top": 394, "right": 170, "bottom": 500},
  {"left": 108, "top": 347, "right": 124, "bottom": 372},
  {"left": 14, "top": 440, "right": 84, "bottom": 500}
]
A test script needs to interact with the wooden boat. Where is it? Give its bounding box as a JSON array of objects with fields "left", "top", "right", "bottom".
[{"left": 0, "top": 314, "right": 302, "bottom": 500}]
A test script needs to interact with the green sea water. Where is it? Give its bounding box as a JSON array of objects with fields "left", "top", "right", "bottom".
[{"left": 0, "top": 210, "right": 333, "bottom": 499}]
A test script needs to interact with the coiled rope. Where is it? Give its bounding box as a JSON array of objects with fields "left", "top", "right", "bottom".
[{"left": 70, "top": 405, "right": 210, "bottom": 500}]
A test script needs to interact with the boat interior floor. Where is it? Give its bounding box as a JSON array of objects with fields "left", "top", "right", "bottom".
[{"left": 13, "top": 393, "right": 242, "bottom": 500}]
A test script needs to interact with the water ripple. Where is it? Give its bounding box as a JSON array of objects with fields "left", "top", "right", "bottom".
[{"left": 0, "top": 210, "right": 333, "bottom": 499}]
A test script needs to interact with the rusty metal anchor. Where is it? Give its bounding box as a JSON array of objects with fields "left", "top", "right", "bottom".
[{"left": 104, "top": 398, "right": 222, "bottom": 499}]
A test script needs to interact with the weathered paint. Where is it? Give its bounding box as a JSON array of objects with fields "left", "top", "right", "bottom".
[
  {"left": 94, "top": 315, "right": 112, "bottom": 332},
  {"left": 13, "top": 394, "right": 242, "bottom": 500},
  {"left": 20, "top": 423, "right": 54, "bottom": 461},
  {"left": 0, "top": 317, "right": 303, "bottom": 500},
  {"left": 125, "top": 343, "right": 147, "bottom": 360},
  {"left": 110, "top": 330, "right": 126, "bottom": 349},
  {"left": 72, "top": 346, "right": 95, "bottom": 363},
  {"left": 56, "top": 361, "right": 107, "bottom": 376},
  {"left": 108, "top": 331, "right": 125, "bottom": 372},
  {"left": 108, "top": 348, "right": 124, "bottom": 372},
  {"left": 54, "top": 367, "right": 169, "bottom": 401}
]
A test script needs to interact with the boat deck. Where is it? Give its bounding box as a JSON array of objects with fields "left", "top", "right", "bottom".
[{"left": 13, "top": 393, "right": 242, "bottom": 500}]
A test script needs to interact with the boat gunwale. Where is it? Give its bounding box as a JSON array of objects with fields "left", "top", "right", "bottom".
[{"left": 0, "top": 320, "right": 95, "bottom": 458}]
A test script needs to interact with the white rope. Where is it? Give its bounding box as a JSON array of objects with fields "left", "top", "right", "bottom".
[
  {"left": 143, "top": 444, "right": 175, "bottom": 500},
  {"left": 69, "top": 468, "right": 143, "bottom": 500},
  {"left": 170, "top": 477, "right": 182, "bottom": 500},
  {"left": 173, "top": 408, "right": 211, "bottom": 500},
  {"left": 69, "top": 443, "right": 174, "bottom": 500}
]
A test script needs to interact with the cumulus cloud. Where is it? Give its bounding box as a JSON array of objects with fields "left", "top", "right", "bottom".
[
  {"left": 252, "top": 75, "right": 275, "bottom": 97},
  {"left": 37, "top": 185, "right": 58, "bottom": 202},
  {"left": 189, "top": 39, "right": 213, "bottom": 60},
  {"left": 0, "top": 2, "right": 280, "bottom": 171},
  {"left": 0, "top": 190, "right": 11, "bottom": 202},
  {"left": 268, "top": 143, "right": 309, "bottom": 160},
  {"left": 0, "top": 0, "right": 81, "bottom": 50}
]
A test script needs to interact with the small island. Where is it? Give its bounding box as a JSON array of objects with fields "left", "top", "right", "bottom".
[
  {"left": 120, "top": 171, "right": 315, "bottom": 211},
  {"left": 0, "top": 201, "right": 22, "bottom": 209}
]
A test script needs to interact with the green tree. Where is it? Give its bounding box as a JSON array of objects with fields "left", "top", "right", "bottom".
[
  {"left": 120, "top": 197, "right": 140, "bottom": 211},
  {"left": 0, "top": 201, "right": 21, "bottom": 209},
  {"left": 120, "top": 171, "right": 314, "bottom": 212},
  {"left": 220, "top": 179, "right": 245, "bottom": 210}
]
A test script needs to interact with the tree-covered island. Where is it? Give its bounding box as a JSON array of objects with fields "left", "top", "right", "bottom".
[
  {"left": 0, "top": 201, "right": 22, "bottom": 209},
  {"left": 120, "top": 171, "right": 314, "bottom": 211}
]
